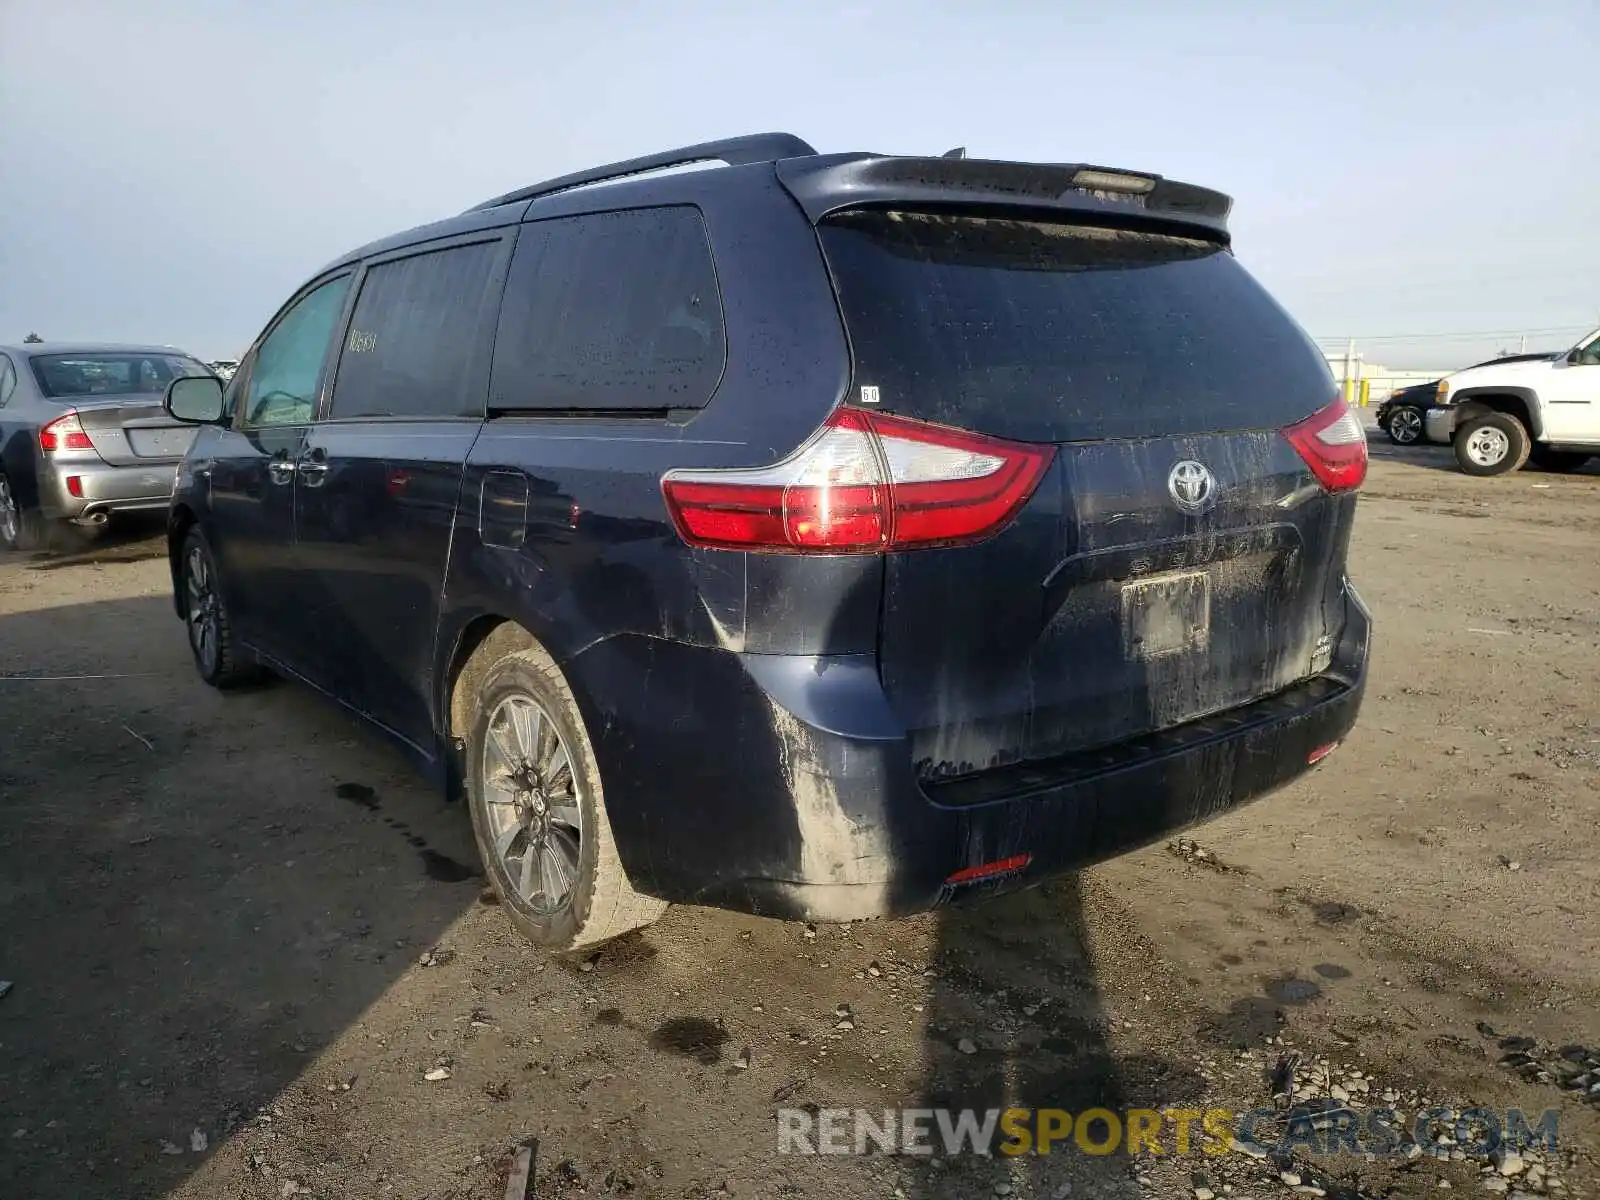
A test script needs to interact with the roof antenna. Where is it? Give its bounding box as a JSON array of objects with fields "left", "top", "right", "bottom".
[{"left": 940, "top": 146, "right": 967, "bottom": 159}]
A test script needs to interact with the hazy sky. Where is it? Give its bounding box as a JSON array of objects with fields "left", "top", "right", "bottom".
[{"left": 2, "top": 0, "right": 1594, "bottom": 370}]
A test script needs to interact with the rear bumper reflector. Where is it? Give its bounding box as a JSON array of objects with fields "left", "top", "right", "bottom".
[
  {"left": 1307, "top": 741, "right": 1340, "bottom": 765},
  {"left": 945, "top": 854, "right": 1032, "bottom": 885}
]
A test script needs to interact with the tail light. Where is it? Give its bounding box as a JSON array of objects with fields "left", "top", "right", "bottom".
[
  {"left": 39, "top": 411, "right": 94, "bottom": 453},
  {"left": 661, "top": 408, "right": 1055, "bottom": 553},
  {"left": 1283, "top": 397, "right": 1367, "bottom": 493}
]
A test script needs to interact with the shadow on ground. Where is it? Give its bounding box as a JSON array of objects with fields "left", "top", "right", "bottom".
[
  {"left": 888, "top": 879, "right": 1206, "bottom": 1198},
  {"left": 14, "top": 512, "right": 170, "bottom": 570},
  {"left": 0, "top": 593, "right": 482, "bottom": 1200}
]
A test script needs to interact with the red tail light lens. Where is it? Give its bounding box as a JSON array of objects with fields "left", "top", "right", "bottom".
[
  {"left": 946, "top": 854, "right": 1033, "bottom": 885},
  {"left": 39, "top": 411, "right": 94, "bottom": 453},
  {"left": 661, "top": 408, "right": 1055, "bottom": 553},
  {"left": 1284, "top": 397, "right": 1367, "bottom": 493}
]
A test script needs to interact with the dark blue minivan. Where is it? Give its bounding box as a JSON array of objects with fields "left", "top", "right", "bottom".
[{"left": 163, "top": 133, "right": 1371, "bottom": 950}]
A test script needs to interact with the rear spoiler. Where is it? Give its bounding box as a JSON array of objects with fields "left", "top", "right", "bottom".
[{"left": 775, "top": 154, "right": 1233, "bottom": 241}]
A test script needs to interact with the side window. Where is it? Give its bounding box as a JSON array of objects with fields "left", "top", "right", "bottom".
[
  {"left": 0, "top": 356, "right": 15, "bottom": 407},
  {"left": 328, "top": 240, "right": 500, "bottom": 420},
  {"left": 244, "top": 274, "right": 353, "bottom": 427},
  {"left": 489, "top": 206, "right": 725, "bottom": 411}
]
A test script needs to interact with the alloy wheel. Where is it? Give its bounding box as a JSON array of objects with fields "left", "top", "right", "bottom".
[
  {"left": 480, "top": 693, "right": 584, "bottom": 915},
  {"left": 1390, "top": 408, "right": 1422, "bottom": 444},
  {"left": 185, "top": 545, "right": 220, "bottom": 674}
]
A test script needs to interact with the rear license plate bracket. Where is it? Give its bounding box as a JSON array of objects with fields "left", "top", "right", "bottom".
[
  {"left": 1121, "top": 570, "right": 1210, "bottom": 660},
  {"left": 127, "top": 427, "right": 196, "bottom": 459}
]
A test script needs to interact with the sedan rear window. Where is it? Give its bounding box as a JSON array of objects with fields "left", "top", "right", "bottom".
[
  {"left": 29, "top": 353, "right": 211, "bottom": 400},
  {"left": 819, "top": 211, "right": 1335, "bottom": 443}
]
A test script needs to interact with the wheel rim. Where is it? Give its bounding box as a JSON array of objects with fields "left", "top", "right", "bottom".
[
  {"left": 184, "top": 545, "right": 220, "bottom": 673},
  {"left": 0, "top": 479, "right": 17, "bottom": 546},
  {"left": 1465, "top": 426, "right": 1510, "bottom": 466},
  {"left": 480, "top": 693, "right": 583, "bottom": 916},
  {"left": 1391, "top": 408, "right": 1422, "bottom": 443}
]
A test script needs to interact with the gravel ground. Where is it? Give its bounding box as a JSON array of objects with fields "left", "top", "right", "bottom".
[{"left": 1, "top": 440, "right": 1596, "bottom": 1200}]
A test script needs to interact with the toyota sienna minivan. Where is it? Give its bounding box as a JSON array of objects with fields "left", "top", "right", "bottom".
[{"left": 162, "top": 133, "right": 1371, "bottom": 951}]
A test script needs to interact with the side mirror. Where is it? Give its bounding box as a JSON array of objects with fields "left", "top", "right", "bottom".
[{"left": 165, "top": 375, "right": 225, "bottom": 424}]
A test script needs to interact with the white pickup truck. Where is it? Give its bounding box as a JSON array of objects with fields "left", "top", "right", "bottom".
[{"left": 1425, "top": 326, "right": 1600, "bottom": 475}]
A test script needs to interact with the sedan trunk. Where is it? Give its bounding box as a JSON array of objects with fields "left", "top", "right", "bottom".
[{"left": 67, "top": 396, "right": 200, "bottom": 466}]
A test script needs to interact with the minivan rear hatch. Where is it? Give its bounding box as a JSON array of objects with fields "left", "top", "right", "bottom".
[{"left": 816, "top": 209, "right": 1360, "bottom": 789}]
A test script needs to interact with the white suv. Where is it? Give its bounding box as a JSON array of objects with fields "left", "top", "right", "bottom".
[{"left": 1426, "top": 327, "right": 1600, "bottom": 475}]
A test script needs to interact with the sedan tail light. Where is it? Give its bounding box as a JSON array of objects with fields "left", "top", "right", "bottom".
[
  {"left": 1283, "top": 397, "right": 1367, "bottom": 493},
  {"left": 661, "top": 408, "right": 1055, "bottom": 553},
  {"left": 39, "top": 410, "right": 95, "bottom": 453}
]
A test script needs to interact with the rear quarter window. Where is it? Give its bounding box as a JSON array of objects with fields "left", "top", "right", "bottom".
[
  {"left": 819, "top": 211, "right": 1335, "bottom": 443},
  {"left": 489, "top": 206, "right": 725, "bottom": 412}
]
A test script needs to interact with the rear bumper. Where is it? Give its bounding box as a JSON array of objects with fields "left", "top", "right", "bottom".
[
  {"left": 38, "top": 459, "right": 179, "bottom": 520},
  {"left": 571, "top": 585, "right": 1371, "bottom": 923}
]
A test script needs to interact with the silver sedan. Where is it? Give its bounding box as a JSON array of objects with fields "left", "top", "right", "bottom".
[{"left": 0, "top": 342, "right": 215, "bottom": 550}]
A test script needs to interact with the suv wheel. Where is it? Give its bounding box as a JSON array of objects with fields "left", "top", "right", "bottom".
[
  {"left": 1454, "top": 412, "right": 1531, "bottom": 477},
  {"left": 1385, "top": 405, "right": 1424, "bottom": 445},
  {"left": 466, "top": 645, "right": 666, "bottom": 952},
  {"left": 180, "top": 526, "right": 264, "bottom": 687}
]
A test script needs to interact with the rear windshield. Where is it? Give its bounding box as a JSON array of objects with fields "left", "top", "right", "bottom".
[
  {"left": 819, "top": 211, "right": 1335, "bottom": 443},
  {"left": 29, "top": 352, "right": 211, "bottom": 400}
]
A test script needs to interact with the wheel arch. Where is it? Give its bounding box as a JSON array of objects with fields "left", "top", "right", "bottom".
[
  {"left": 1450, "top": 388, "right": 1542, "bottom": 439},
  {"left": 443, "top": 616, "right": 543, "bottom": 749},
  {"left": 167, "top": 503, "right": 199, "bottom": 619}
]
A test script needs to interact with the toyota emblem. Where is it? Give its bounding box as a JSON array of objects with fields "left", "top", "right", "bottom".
[{"left": 1167, "top": 460, "right": 1217, "bottom": 514}]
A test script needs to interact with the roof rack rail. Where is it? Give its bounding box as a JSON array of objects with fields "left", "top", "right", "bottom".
[{"left": 465, "top": 132, "right": 818, "bottom": 213}]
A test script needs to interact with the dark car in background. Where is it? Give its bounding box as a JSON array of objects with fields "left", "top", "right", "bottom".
[
  {"left": 1375, "top": 380, "right": 1442, "bottom": 445},
  {"left": 161, "top": 132, "right": 1372, "bottom": 953},
  {"left": 0, "top": 342, "right": 215, "bottom": 550}
]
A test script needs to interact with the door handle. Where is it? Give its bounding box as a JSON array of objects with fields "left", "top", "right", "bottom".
[
  {"left": 266, "top": 458, "right": 297, "bottom": 485},
  {"left": 298, "top": 461, "right": 329, "bottom": 487},
  {"left": 298, "top": 446, "right": 329, "bottom": 488}
]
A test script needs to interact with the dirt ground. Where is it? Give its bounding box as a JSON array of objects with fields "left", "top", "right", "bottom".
[{"left": 1, "top": 440, "right": 1596, "bottom": 1200}]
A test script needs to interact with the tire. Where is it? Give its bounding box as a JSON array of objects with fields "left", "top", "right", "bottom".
[
  {"left": 0, "top": 474, "right": 47, "bottom": 551},
  {"left": 1454, "top": 412, "right": 1531, "bottom": 477},
  {"left": 1529, "top": 447, "right": 1592, "bottom": 473},
  {"left": 1384, "top": 405, "right": 1424, "bottom": 446},
  {"left": 464, "top": 644, "right": 666, "bottom": 952},
  {"left": 178, "top": 526, "right": 264, "bottom": 688}
]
